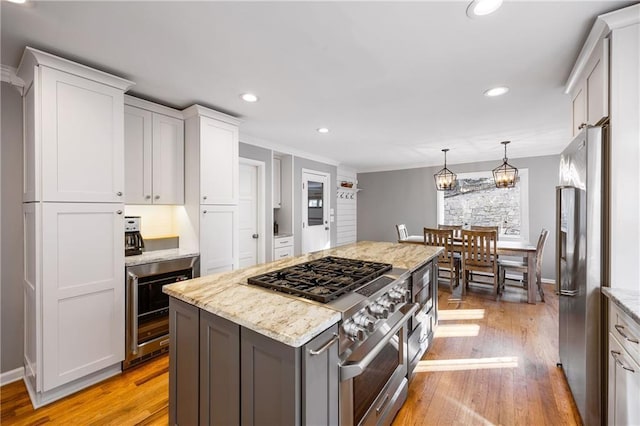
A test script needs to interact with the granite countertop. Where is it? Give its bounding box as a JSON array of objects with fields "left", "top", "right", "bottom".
[
  {"left": 164, "top": 241, "right": 442, "bottom": 347},
  {"left": 602, "top": 287, "right": 640, "bottom": 325},
  {"left": 125, "top": 248, "right": 200, "bottom": 266}
]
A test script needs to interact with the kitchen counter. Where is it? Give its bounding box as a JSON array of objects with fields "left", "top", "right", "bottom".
[
  {"left": 163, "top": 241, "right": 441, "bottom": 347},
  {"left": 602, "top": 287, "right": 640, "bottom": 325},
  {"left": 124, "top": 248, "right": 200, "bottom": 266}
]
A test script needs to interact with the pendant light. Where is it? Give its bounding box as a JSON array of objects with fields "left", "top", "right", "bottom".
[
  {"left": 434, "top": 148, "right": 457, "bottom": 191},
  {"left": 492, "top": 141, "right": 518, "bottom": 188}
]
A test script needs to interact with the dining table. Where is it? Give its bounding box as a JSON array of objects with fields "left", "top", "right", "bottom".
[{"left": 399, "top": 235, "right": 538, "bottom": 304}]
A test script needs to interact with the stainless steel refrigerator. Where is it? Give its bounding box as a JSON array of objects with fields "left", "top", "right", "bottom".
[{"left": 556, "top": 126, "right": 603, "bottom": 426}]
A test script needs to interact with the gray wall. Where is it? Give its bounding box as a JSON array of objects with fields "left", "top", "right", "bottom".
[
  {"left": 293, "top": 157, "right": 338, "bottom": 255},
  {"left": 357, "top": 154, "right": 560, "bottom": 280},
  {"left": 239, "top": 142, "right": 273, "bottom": 262},
  {"left": 1, "top": 81, "right": 24, "bottom": 373}
]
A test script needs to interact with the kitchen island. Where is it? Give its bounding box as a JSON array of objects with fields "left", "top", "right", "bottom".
[{"left": 164, "top": 241, "right": 441, "bottom": 425}]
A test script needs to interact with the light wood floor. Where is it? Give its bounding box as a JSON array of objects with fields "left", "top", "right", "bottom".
[{"left": 1, "top": 283, "right": 580, "bottom": 425}]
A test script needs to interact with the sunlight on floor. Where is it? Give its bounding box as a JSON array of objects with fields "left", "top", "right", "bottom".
[
  {"left": 434, "top": 323, "right": 480, "bottom": 337},
  {"left": 414, "top": 356, "right": 519, "bottom": 372},
  {"left": 438, "top": 309, "right": 486, "bottom": 320}
]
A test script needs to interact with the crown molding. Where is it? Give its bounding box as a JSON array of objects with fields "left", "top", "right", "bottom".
[
  {"left": 124, "top": 94, "right": 184, "bottom": 120},
  {"left": 17, "top": 47, "right": 134, "bottom": 92},
  {"left": 182, "top": 104, "right": 241, "bottom": 126},
  {"left": 565, "top": 4, "right": 640, "bottom": 94},
  {"left": 1, "top": 64, "right": 25, "bottom": 94}
]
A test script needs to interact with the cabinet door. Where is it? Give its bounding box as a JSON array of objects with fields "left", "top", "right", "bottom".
[
  {"left": 586, "top": 38, "right": 609, "bottom": 126},
  {"left": 199, "top": 117, "right": 239, "bottom": 205},
  {"left": 608, "top": 334, "right": 640, "bottom": 425},
  {"left": 41, "top": 203, "right": 124, "bottom": 391},
  {"left": 240, "top": 327, "right": 300, "bottom": 426},
  {"left": 169, "top": 298, "right": 200, "bottom": 426},
  {"left": 40, "top": 67, "right": 125, "bottom": 203},
  {"left": 302, "top": 325, "right": 339, "bottom": 426},
  {"left": 200, "top": 310, "right": 240, "bottom": 426},
  {"left": 152, "top": 113, "right": 184, "bottom": 205},
  {"left": 124, "top": 105, "right": 153, "bottom": 204},
  {"left": 571, "top": 82, "right": 587, "bottom": 137},
  {"left": 273, "top": 157, "right": 281, "bottom": 208},
  {"left": 200, "top": 205, "right": 239, "bottom": 276}
]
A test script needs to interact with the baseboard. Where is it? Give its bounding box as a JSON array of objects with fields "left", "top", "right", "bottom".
[
  {"left": 541, "top": 278, "right": 556, "bottom": 284},
  {"left": 1, "top": 366, "right": 25, "bottom": 386}
]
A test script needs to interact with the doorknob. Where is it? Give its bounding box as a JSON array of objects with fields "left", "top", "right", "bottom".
[
  {"left": 252, "top": 234, "right": 259, "bottom": 239},
  {"left": 325, "top": 227, "right": 329, "bottom": 230}
]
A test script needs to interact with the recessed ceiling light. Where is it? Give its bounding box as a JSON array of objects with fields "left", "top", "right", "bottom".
[
  {"left": 466, "top": 0, "right": 503, "bottom": 17},
  {"left": 241, "top": 93, "right": 258, "bottom": 103},
  {"left": 484, "top": 86, "right": 510, "bottom": 97},
  {"left": 317, "top": 127, "right": 329, "bottom": 134}
]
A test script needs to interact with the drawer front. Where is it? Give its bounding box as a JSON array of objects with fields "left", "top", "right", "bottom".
[
  {"left": 274, "top": 246, "right": 294, "bottom": 260},
  {"left": 610, "top": 302, "right": 640, "bottom": 366},
  {"left": 274, "top": 237, "right": 293, "bottom": 248}
]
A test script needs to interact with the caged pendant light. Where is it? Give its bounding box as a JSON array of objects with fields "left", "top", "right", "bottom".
[
  {"left": 492, "top": 141, "right": 518, "bottom": 188},
  {"left": 434, "top": 148, "right": 457, "bottom": 191}
]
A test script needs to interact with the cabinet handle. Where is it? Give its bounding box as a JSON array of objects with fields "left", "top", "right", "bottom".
[
  {"left": 203, "top": 210, "right": 208, "bottom": 214},
  {"left": 116, "top": 191, "right": 123, "bottom": 196},
  {"left": 203, "top": 196, "right": 207, "bottom": 201},
  {"left": 614, "top": 324, "right": 639, "bottom": 344},
  {"left": 578, "top": 123, "right": 587, "bottom": 130},
  {"left": 145, "top": 195, "right": 151, "bottom": 200},
  {"left": 154, "top": 195, "right": 160, "bottom": 200},
  {"left": 252, "top": 234, "right": 259, "bottom": 239},
  {"left": 116, "top": 210, "right": 123, "bottom": 215},
  {"left": 611, "top": 350, "right": 636, "bottom": 373},
  {"left": 309, "top": 334, "right": 338, "bottom": 356}
]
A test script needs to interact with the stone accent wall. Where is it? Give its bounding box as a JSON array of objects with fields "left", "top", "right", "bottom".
[{"left": 444, "top": 177, "right": 521, "bottom": 235}]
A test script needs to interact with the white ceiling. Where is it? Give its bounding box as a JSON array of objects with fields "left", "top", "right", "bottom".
[{"left": 1, "top": 1, "right": 635, "bottom": 172}]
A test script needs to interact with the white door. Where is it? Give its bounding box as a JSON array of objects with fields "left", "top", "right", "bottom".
[
  {"left": 124, "top": 105, "right": 153, "bottom": 204},
  {"left": 41, "top": 203, "right": 124, "bottom": 391},
  {"left": 302, "top": 170, "right": 330, "bottom": 253},
  {"left": 239, "top": 163, "right": 259, "bottom": 268},
  {"left": 152, "top": 113, "right": 184, "bottom": 204},
  {"left": 199, "top": 116, "right": 239, "bottom": 205}
]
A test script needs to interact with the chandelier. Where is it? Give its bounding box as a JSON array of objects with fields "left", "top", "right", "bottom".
[
  {"left": 434, "top": 149, "right": 457, "bottom": 191},
  {"left": 492, "top": 141, "right": 518, "bottom": 188}
]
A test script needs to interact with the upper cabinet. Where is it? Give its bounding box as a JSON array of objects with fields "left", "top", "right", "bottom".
[
  {"left": 124, "top": 97, "right": 184, "bottom": 205},
  {"left": 19, "top": 53, "right": 133, "bottom": 203},
  {"left": 570, "top": 37, "right": 609, "bottom": 136},
  {"left": 183, "top": 105, "right": 240, "bottom": 205},
  {"left": 273, "top": 157, "right": 281, "bottom": 208}
]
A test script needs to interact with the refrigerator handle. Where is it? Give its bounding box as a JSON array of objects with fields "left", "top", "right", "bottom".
[
  {"left": 556, "top": 187, "right": 562, "bottom": 295},
  {"left": 560, "top": 289, "right": 578, "bottom": 297}
]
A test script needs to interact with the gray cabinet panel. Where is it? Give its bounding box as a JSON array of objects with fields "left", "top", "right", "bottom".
[
  {"left": 199, "top": 310, "right": 240, "bottom": 426},
  {"left": 169, "top": 297, "right": 200, "bottom": 426},
  {"left": 302, "top": 325, "right": 339, "bottom": 426},
  {"left": 241, "top": 327, "right": 301, "bottom": 426}
]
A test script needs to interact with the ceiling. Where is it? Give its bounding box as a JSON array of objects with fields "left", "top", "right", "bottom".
[{"left": 1, "top": 1, "right": 635, "bottom": 172}]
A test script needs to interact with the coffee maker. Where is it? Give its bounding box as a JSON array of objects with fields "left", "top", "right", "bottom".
[{"left": 124, "top": 216, "right": 145, "bottom": 256}]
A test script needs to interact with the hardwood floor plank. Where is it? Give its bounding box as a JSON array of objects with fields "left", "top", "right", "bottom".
[{"left": 1, "top": 284, "right": 581, "bottom": 425}]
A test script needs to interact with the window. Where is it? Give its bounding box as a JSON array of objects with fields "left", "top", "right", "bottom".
[{"left": 436, "top": 169, "right": 529, "bottom": 241}]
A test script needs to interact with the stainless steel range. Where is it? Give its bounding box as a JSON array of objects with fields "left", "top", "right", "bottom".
[{"left": 248, "top": 256, "right": 418, "bottom": 426}]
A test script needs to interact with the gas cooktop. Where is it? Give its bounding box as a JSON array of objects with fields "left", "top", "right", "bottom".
[{"left": 247, "top": 256, "right": 393, "bottom": 303}]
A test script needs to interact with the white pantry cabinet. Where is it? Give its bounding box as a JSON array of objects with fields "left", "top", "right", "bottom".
[
  {"left": 273, "top": 157, "right": 282, "bottom": 208},
  {"left": 124, "top": 97, "right": 184, "bottom": 205},
  {"left": 29, "top": 65, "right": 126, "bottom": 203},
  {"left": 200, "top": 205, "right": 239, "bottom": 275},
  {"left": 17, "top": 47, "right": 133, "bottom": 408}
]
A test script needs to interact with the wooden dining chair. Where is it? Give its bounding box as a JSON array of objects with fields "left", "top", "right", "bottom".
[
  {"left": 437, "top": 224, "right": 463, "bottom": 240},
  {"left": 424, "top": 227, "right": 460, "bottom": 294},
  {"left": 498, "top": 228, "right": 549, "bottom": 302},
  {"left": 470, "top": 225, "right": 499, "bottom": 234},
  {"left": 460, "top": 229, "right": 498, "bottom": 298},
  {"left": 396, "top": 224, "right": 409, "bottom": 241}
]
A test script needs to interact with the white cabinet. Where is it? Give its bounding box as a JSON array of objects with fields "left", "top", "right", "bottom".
[
  {"left": 200, "top": 205, "right": 239, "bottom": 275},
  {"left": 41, "top": 203, "right": 125, "bottom": 391},
  {"left": 124, "top": 99, "right": 184, "bottom": 205},
  {"left": 199, "top": 116, "right": 239, "bottom": 205},
  {"left": 35, "top": 66, "right": 126, "bottom": 203},
  {"left": 608, "top": 302, "right": 640, "bottom": 426},
  {"left": 570, "top": 37, "right": 609, "bottom": 136},
  {"left": 274, "top": 235, "right": 294, "bottom": 260},
  {"left": 273, "top": 157, "right": 281, "bottom": 208},
  {"left": 17, "top": 47, "right": 133, "bottom": 407}
]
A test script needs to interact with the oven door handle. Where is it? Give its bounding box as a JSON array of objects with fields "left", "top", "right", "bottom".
[
  {"left": 340, "top": 303, "right": 419, "bottom": 381},
  {"left": 128, "top": 272, "right": 139, "bottom": 355}
]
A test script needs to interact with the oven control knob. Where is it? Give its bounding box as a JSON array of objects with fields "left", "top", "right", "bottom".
[
  {"left": 388, "top": 289, "right": 405, "bottom": 304},
  {"left": 367, "top": 303, "right": 389, "bottom": 319},
  {"left": 353, "top": 312, "right": 376, "bottom": 332},
  {"left": 343, "top": 322, "right": 366, "bottom": 341},
  {"left": 378, "top": 297, "right": 396, "bottom": 313}
]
